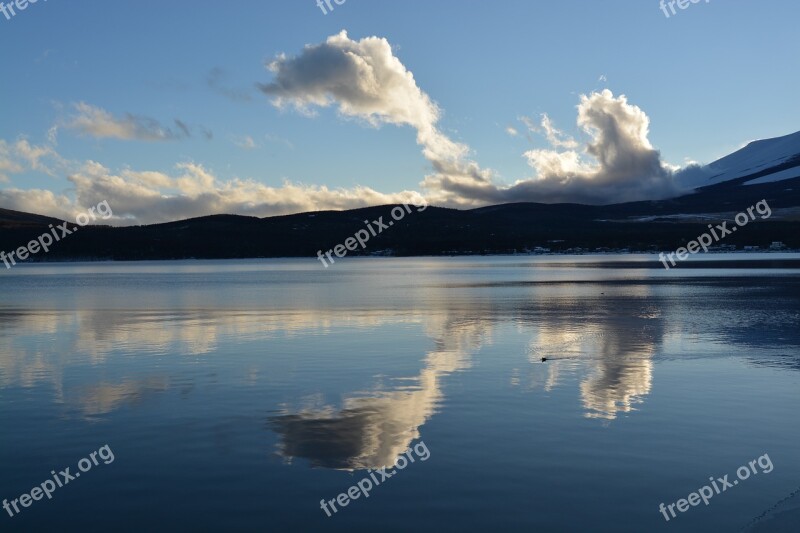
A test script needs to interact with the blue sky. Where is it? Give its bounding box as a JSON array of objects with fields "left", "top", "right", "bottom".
[{"left": 1, "top": 0, "right": 798, "bottom": 224}]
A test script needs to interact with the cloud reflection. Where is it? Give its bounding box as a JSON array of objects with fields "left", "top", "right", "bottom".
[
  {"left": 73, "top": 378, "right": 170, "bottom": 417},
  {"left": 0, "top": 298, "right": 664, "bottom": 450},
  {"left": 269, "top": 316, "right": 483, "bottom": 470},
  {"left": 523, "top": 306, "right": 664, "bottom": 420}
]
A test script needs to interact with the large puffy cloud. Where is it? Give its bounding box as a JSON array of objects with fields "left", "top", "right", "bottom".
[
  {"left": 261, "top": 31, "right": 439, "bottom": 129},
  {"left": 511, "top": 90, "right": 680, "bottom": 204},
  {"left": 426, "top": 90, "right": 681, "bottom": 205},
  {"left": 260, "top": 30, "right": 494, "bottom": 205}
]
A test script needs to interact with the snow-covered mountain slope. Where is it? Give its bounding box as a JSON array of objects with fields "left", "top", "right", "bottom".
[
  {"left": 672, "top": 130, "right": 800, "bottom": 191},
  {"left": 706, "top": 131, "right": 800, "bottom": 183},
  {"left": 705, "top": 130, "right": 800, "bottom": 185}
]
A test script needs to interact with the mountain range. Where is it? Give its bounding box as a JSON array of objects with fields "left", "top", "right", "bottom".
[{"left": 2, "top": 131, "right": 799, "bottom": 262}]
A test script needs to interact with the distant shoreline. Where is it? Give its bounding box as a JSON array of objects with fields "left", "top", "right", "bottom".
[{"left": 4, "top": 251, "right": 800, "bottom": 269}]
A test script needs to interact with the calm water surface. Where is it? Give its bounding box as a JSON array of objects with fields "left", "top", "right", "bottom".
[{"left": 1, "top": 255, "right": 799, "bottom": 532}]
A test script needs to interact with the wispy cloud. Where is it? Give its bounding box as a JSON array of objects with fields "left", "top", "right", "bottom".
[
  {"left": 207, "top": 67, "right": 253, "bottom": 103},
  {"left": 231, "top": 133, "right": 294, "bottom": 151},
  {"left": 264, "top": 133, "right": 294, "bottom": 150},
  {"left": 232, "top": 135, "right": 258, "bottom": 150},
  {"left": 35, "top": 49, "right": 53, "bottom": 64},
  {"left": 539, "top": 114, "right": 579, "bottom": 149},
  {"left": 63, "top": 102, "right": 211, "bottom": 141}
]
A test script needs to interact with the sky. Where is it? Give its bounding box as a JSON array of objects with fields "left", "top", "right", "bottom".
[{"left": 1, "top": 0, "right": 799, "bottom": 225}]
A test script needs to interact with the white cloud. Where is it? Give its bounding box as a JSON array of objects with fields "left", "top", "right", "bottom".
[
  {"left": 14, "top": 138, "right": 61, "bottom": 174},
  {"left": 260, "top": 30, "right": 493, "bottom": 208},
  {"left": 517, "top": 90, "right": 677, "bottom": 203},
  {"left": 0, "top": 187, "right": 72, "bottom": 218},
  {"left": 0, "top": 138, "right": 64, "bottom": 181},
  {"left": 0, "top": 141, "right": 23, "bottom": 182},
  {"left": 429, "top": 90, "right": 681, "bottom": 205}
]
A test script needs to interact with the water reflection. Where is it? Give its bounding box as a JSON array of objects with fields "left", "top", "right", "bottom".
[
  {"left": 578, "top": 329, "right": 656, "bottom": 421},
  {"left": 1, "top": 278, "right": 796, "bottom": 469},
  {"left": 2, "top": 260, "right": 799, "bottom": 532},
  {"left": 524, "top": 314, "right": 662, "bottom": 420},
  {"left": 268, "top": 302, "right": 669, "bottom": 469},
  {"left": 74, "top": 378, "right": 171, "bottom": 417},
  {"left": 0, "top": 300, "right": 665, "bottom": 449},
  {"left": 269, "top": 315, "right": 483, "bottom": 470}
]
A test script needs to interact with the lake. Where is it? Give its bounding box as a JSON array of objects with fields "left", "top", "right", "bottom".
[{"left": 1, "top": 255, "right": 799, "bottom": 532}]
